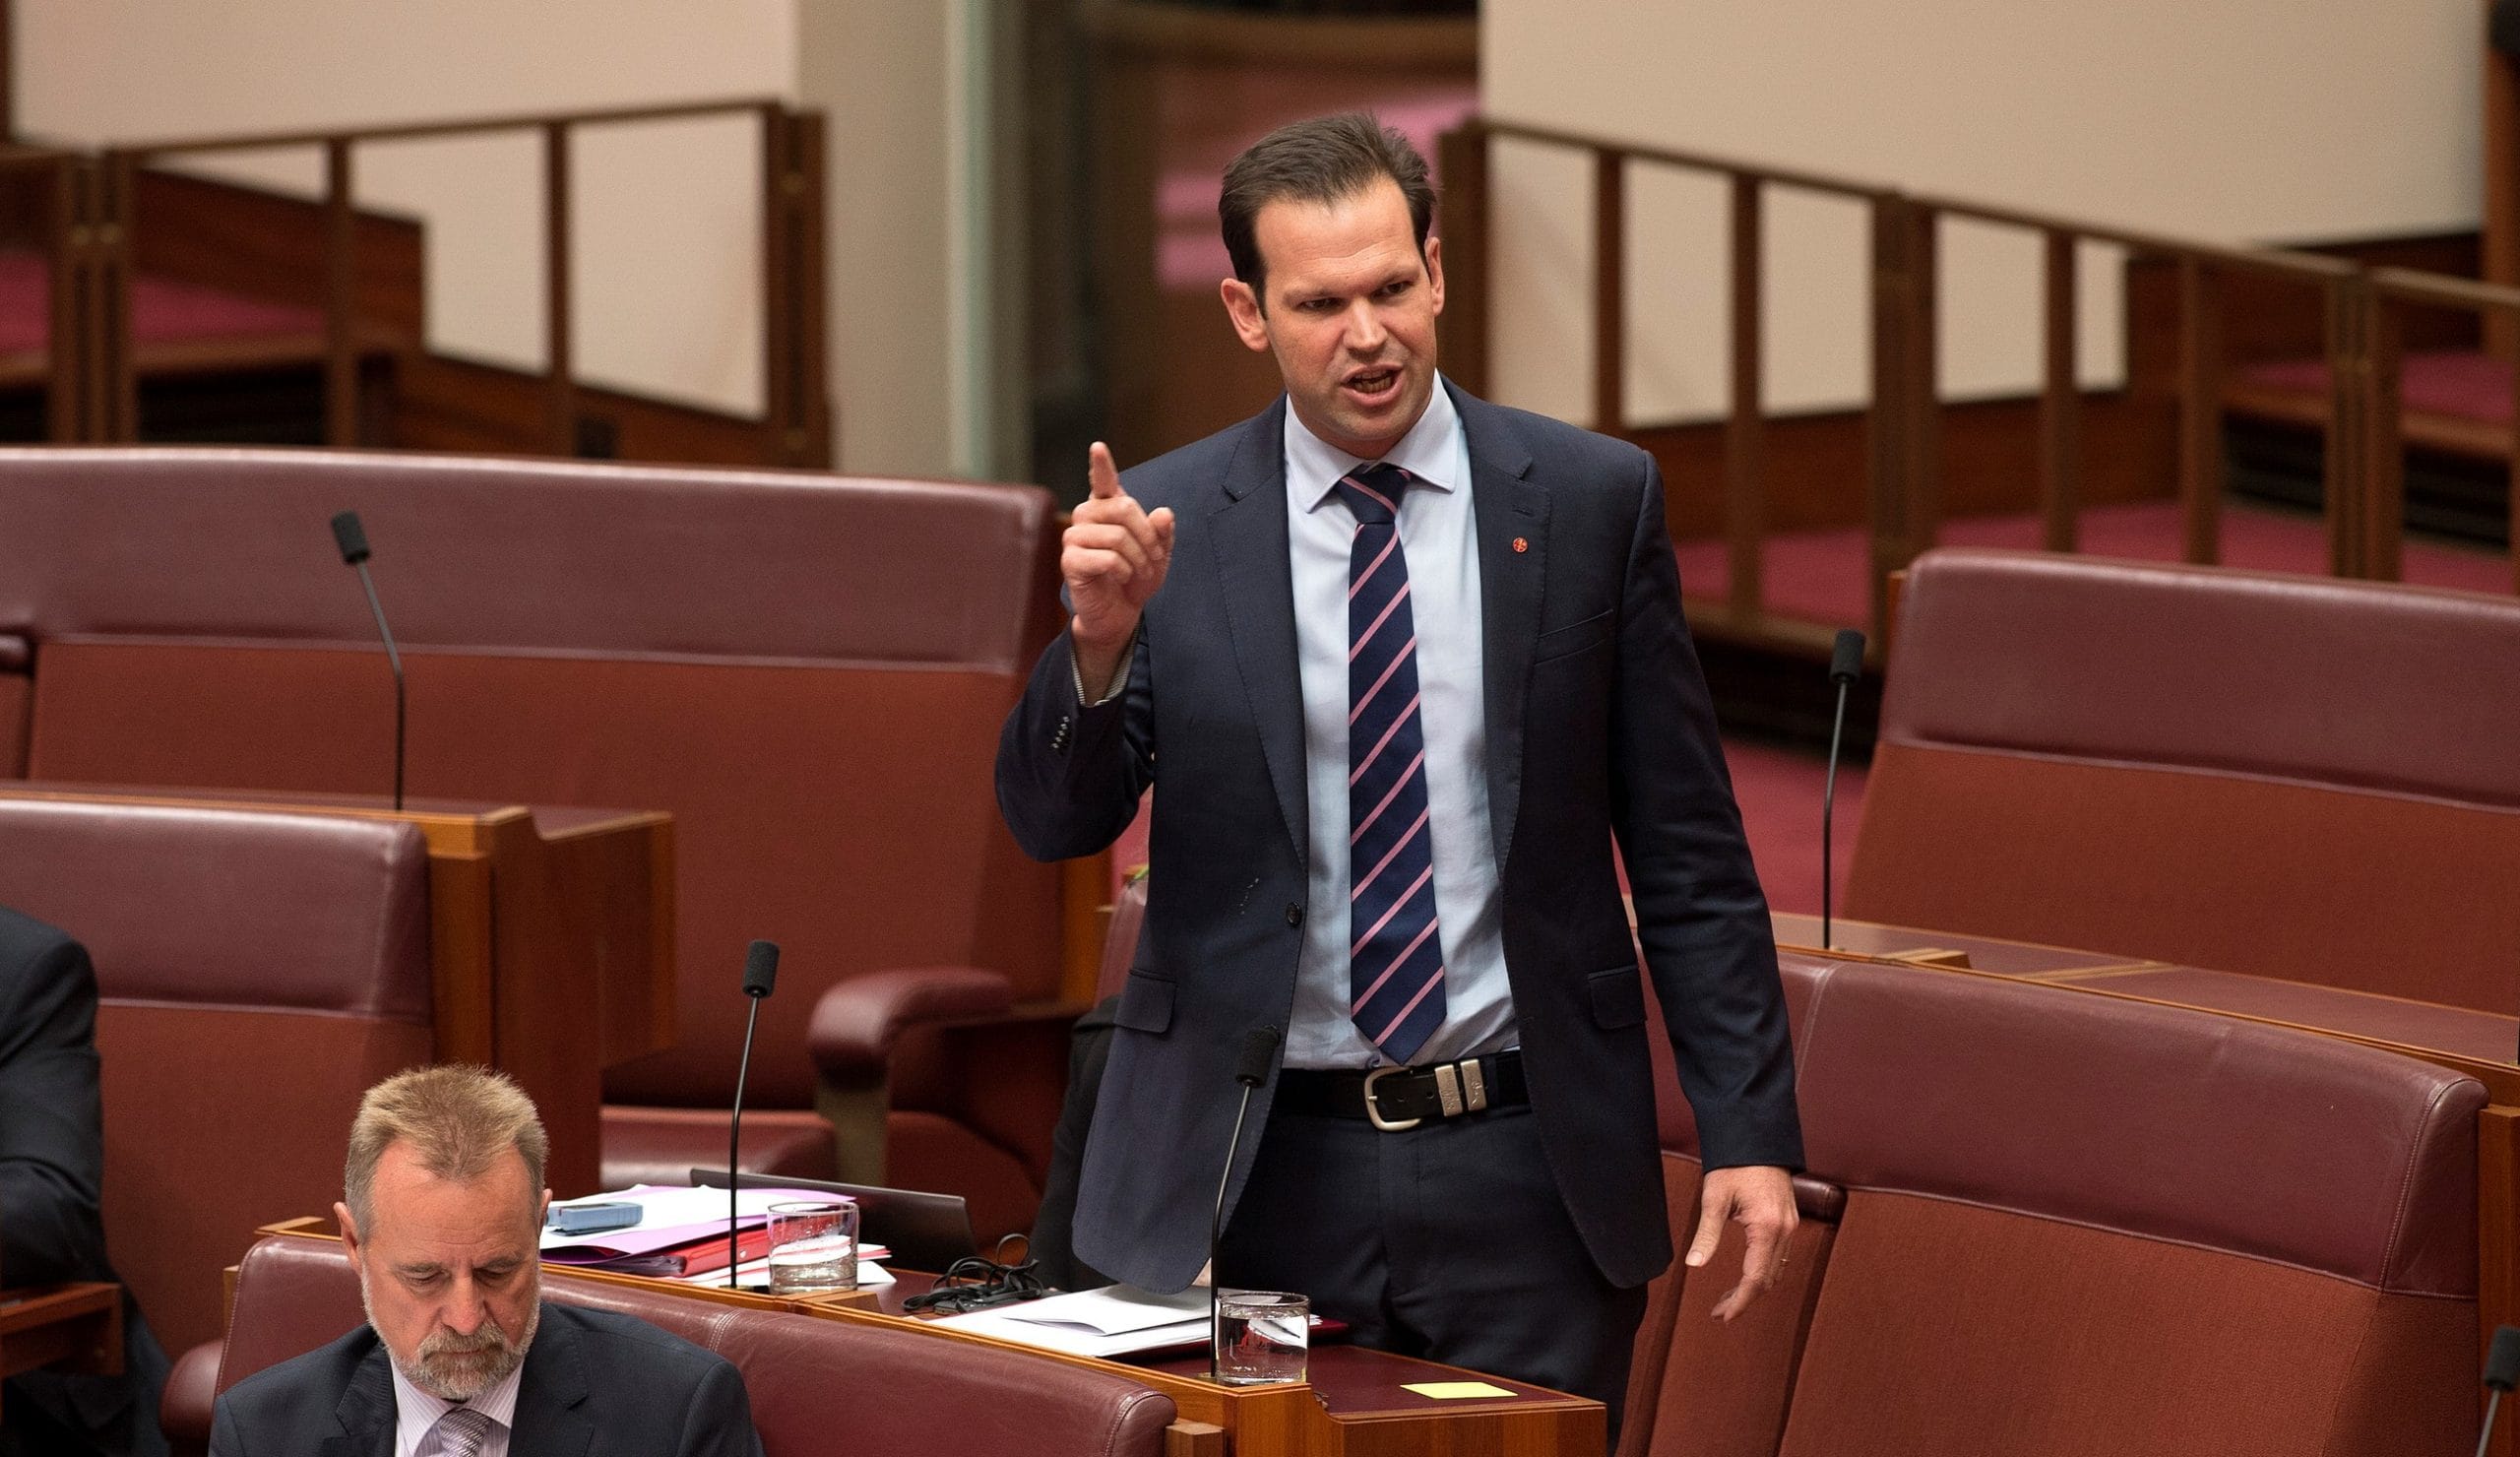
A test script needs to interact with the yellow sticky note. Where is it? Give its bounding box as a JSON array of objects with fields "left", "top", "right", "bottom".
[{"left": 1402, "top": 1381, "right": 1515, "bottom": 1400}]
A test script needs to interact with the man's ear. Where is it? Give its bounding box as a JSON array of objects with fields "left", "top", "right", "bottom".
[
  {"left": 1423, "top": 233, "right": 1445, "bottom": 317},
  {"left": 1221, "top": 278, "right": 1272, "bottom": 353},
  {"left": 336, "top": 1200, "right": 362, "bottom": 1262},
  {"left": 538, "top": 1189, "right": 552, "bottom": 1228}
]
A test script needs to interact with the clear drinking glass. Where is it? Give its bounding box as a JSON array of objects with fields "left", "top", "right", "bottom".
[
  {"left": 1215, "top": 1291, "right": 1308, "bottom": 1385},
  {"left": 765, "top": 1200, "right": 858, "bottom": 1294}
]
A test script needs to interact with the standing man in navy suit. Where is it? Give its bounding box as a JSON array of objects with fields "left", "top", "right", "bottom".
[{"left": 997, "top": 113, "right": 1801, "bottom": 1433}]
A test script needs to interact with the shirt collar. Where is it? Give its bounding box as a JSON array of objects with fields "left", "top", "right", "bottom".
[
  {"left": 387, "top": 1335, "right": 527, "bottom": 1452},
  {"left": 1286, "top": 377, "right": 1463, "bottom": 512}
]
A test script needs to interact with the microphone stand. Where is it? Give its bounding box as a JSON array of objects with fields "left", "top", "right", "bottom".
[
  {"left": 728, "top": 994, "right": 762, "bottom": 1289},
  {"left": 1209, "top": 1075, "right": 1261, "bottom": 1383},
  {"left": 347, "top": 557, "right": 407, "bottom": 814},
  {"left": 1820, "top": 633, "right": 1862, "bottom": 950}
]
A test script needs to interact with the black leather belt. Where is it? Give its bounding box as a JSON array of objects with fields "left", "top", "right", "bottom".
[{"left": 1274, "top": 1051, "right": 1528, "bottom": 1130}]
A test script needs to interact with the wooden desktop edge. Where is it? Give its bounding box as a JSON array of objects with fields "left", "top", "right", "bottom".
[
  {"left": 241, "top": 1222, "right": 1599, "bottom": 1455},
  {"left": 0, "top": 1281, "right": 123, "bottom": 1380}
]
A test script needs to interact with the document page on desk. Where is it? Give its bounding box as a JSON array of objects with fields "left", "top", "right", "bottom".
[
  {"left": 934, "top": 1285, "right": 1207, "bottom": 1358},
  {"left": 540, "top": 1184, "right": 847, "bottom": 1260}
]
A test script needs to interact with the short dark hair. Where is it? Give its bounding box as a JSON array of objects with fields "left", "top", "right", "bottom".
[{"left": 1219, "top": 112, "right": 1435, "bottom": 299}]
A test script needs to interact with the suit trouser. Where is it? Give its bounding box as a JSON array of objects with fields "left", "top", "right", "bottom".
[{"left": 1216, "top": 1099, "right": 1648, "bottom": 1454}]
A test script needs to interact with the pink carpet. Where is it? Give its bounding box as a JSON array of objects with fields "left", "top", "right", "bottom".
[
  {"left": 0, "top": 248, "right": 321, "bottom": 355},
  {"left": 1723, "top": 738, "right": 1863, "bottom": 919},
  {"left": 1675, "top": 498, "right": 2513, "bottom": 628},
  {"left": 2241, "top": 349, "right": 2511, "bottom": 425}
]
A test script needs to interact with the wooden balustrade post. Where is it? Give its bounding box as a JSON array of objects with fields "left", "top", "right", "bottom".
[
  {"left": 543, "top": 121, "right": 576, "bottom": 456},
  {"left": 759, "top": 105, "right": 796, "bottom": 462},
  {"left": 1435, "top": 121, "right": 1490, "bottom": 402},
  {"left": 1726, "top": 174, "right": 1765, "bottom": 617},
  {"left": 787, "top": 110, "right": 832, "bottom": 468},
  {"left": 1902, "top": 204, "right": 1941, "bottom": 568},
  {"left": 2039, "top": 228, "right": 2081, "bottom": 552},
  {"left": 2321, "top": 276, "right": 2370, "bottom": 579},
  {"left": 2499, "top": 294, "right": 2520, "bottom": 595},
  {"left": 2175, "top": 255, "right": 2223, "bottom": 565},
  {"left": 2359, "top": 285, "right": 2404, "bottom": 583},
  {"left": 44, "top": 156, "right": 82, "bottom": 442},
  {"left": 1592, "top": 148, "right": 1626, "bottom": 434},
  {"left": 1866, "top": 194, "right": 1914, "bottom": 640},
  {"left": 323, "top": 138, "right": 358, "bottom": 448},
  {"left": 95, "top": 150, "right": 137, "bottom": 443}
]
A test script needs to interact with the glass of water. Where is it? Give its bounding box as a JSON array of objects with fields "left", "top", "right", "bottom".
[
  {"left": 765, "top": 1200, "right": 857, "bottom": 1295},
  {"left": 1215, "top": 1291, "right": 1307, "bottom": 1385}
]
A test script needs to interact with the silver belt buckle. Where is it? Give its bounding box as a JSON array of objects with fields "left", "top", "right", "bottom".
[{"left": 1361, "top": 1065, "right": 1421, "bottom": 1131}]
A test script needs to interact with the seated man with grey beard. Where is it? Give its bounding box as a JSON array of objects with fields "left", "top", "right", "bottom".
[{"left": 210, "top": 1066, "right": 762, "bottom": 1457}]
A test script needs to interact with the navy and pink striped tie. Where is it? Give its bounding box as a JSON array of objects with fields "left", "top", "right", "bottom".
[{"left": 1336, "top": 462, "right": 1445, "bottom": 1064}]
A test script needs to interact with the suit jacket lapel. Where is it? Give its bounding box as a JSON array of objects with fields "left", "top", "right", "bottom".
[
  {"left": 327, "top": 1344, "right": 398, "bottom": 1457},
  {"left": 509, "top": 1304, "right": 596, "bottom": 1457},
  {"left": 1454, "top": 384, "right": 1545, "bottom": 872},
  {"left": 1209, "top": 397, "right": 1310, "bottom": 864}
]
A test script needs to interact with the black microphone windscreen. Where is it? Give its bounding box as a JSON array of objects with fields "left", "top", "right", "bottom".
[
  {"left": 329, "top": 511, "right": 371, "bottom": 566},
  {"left": 741, "top": 940, "right": 780, "bottom": 998},
  {"left": 1829, "top": 629, "right": 1866, "bottom": 684},
  {"left": 1232, "top": 1025, "right": 1281, "bottom": 1088},
  {"left": 2488, "top": 1325, "right": 2520, "bottom": 1391}
]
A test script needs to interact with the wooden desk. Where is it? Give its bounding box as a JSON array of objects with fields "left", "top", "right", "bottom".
[
  {"left": 241, "top": 1224, "right": 1599, "bottom": 1457},
  {"left": 0, "top": 785, "right": 674, "bottom": 1196},
  {"left": 0, "top": 1283, "right": 122, "bottom": 1416},
  {"left": 841, "top": 1271, "right": 1602, "bottom": 1457},
  {"left": 1773, "top": 911, "right": 2520, "bottom": 1455}
]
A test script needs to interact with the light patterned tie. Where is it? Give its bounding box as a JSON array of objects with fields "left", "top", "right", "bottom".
[
  {"left": 434, "top": 1405, "right": 496, "bottom": 1457},
  {"left": 1336, "top": 462, "right": 1446, "bottom": 1063}
]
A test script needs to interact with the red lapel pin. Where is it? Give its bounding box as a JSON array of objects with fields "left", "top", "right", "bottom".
[{"left": 1512, "top": 537, "right": 1529, "bottom": 553}]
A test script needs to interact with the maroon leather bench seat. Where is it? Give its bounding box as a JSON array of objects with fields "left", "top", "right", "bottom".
[
  {"left": 205, "top": 1234, "right": 1177, "bottom": 1457},
  {"left": 0, "top": 796, "right": 434, "bottom": 1357},
  {"left": 1846, "top": 547, "right": 2520, "bottom": 1012},
  {"left": 1621, "top": 952, "right": 2485, "bottom": 1457},
  {"left": 0, "top": 446, "right": 1065, "bottom": 1226}
]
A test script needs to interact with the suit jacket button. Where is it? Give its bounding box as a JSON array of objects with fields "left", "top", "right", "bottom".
[{"left": 1285, "top": 904, "right": 1304, "bottom": 926}]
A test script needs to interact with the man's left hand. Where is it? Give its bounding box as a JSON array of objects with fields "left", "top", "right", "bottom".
[{"left": 1684, "top": 1164, "right": 1797, "bottom": 1322}]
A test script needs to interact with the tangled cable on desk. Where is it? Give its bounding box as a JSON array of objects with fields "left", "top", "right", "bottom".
[{"left": 902, "top": 1234, "right": 1048, "bottom": 1314}]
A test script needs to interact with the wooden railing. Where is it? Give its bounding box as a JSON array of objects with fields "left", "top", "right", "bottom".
[
  {"left": 1438, "top": 117, "right": 2514, "bottom": 636},
  {"left": 27, "top": 98, "right": 827, "bottom": 465},
  {"left": 1, "top": 145, "right": 116, "bottom": 440}
]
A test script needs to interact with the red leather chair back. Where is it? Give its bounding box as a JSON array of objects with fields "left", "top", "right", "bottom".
[
  {"left": 0, "top": 797, "right": 433, "bottom": 1356},
  {"left": 1622, "top": 951, "right": 2484, "bottom": 1457},
  {"left": 1848, "top": 548, "right": 2520, "bottom": 1009},
  {"left": 1785, "top": 956, "right": 2478, "bottom": 1457},
  {"left": 0, "top": 447, "right": 1058, "bottom": 1117}
]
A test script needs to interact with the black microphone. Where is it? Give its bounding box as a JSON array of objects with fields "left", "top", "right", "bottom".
[
  {"left": 1209, "top": 1024, "right": 1281, "bottom": 1381},
  {"left": 2478, "top": 1325, "right": 2520, "bottom": 1457},
  {"left": 329, "top": 511, "right": 407, "bottom": 812},
  {"left": 1821, "top": 629, "right": 1865, "bottom": 952},
  {"left": 727, "top": 939, "right": 780, "bottom": 1288}
]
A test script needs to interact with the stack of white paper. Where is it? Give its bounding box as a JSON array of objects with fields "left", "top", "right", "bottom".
[{"left": 933, "top": 1285, "right": 1207, "bottom": 1359}]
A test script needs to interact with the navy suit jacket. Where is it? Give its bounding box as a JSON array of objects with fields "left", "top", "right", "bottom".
[
  {"left": 208, "top": 1302, "right": 761, "bottom": 1457},
  {"left": 997, "top": 383, "right": 1802, "bottom": 1292}
]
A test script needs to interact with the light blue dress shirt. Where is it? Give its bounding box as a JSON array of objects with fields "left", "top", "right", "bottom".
[{"left": 1280, "top": 383, "right": 1514, "bottom": 1069}]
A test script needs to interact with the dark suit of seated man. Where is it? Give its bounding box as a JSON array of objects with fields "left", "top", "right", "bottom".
[
  {"left": 210, "top": 1066, "right": 762, "bottom": 1457},
  {"left": 0, "top": 904, "right": 170, "bottom": 1457}
]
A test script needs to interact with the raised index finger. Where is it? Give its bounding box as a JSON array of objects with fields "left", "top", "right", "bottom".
[{"left": 1087, "top": 441, "right": 1122, "bottom": 501}]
